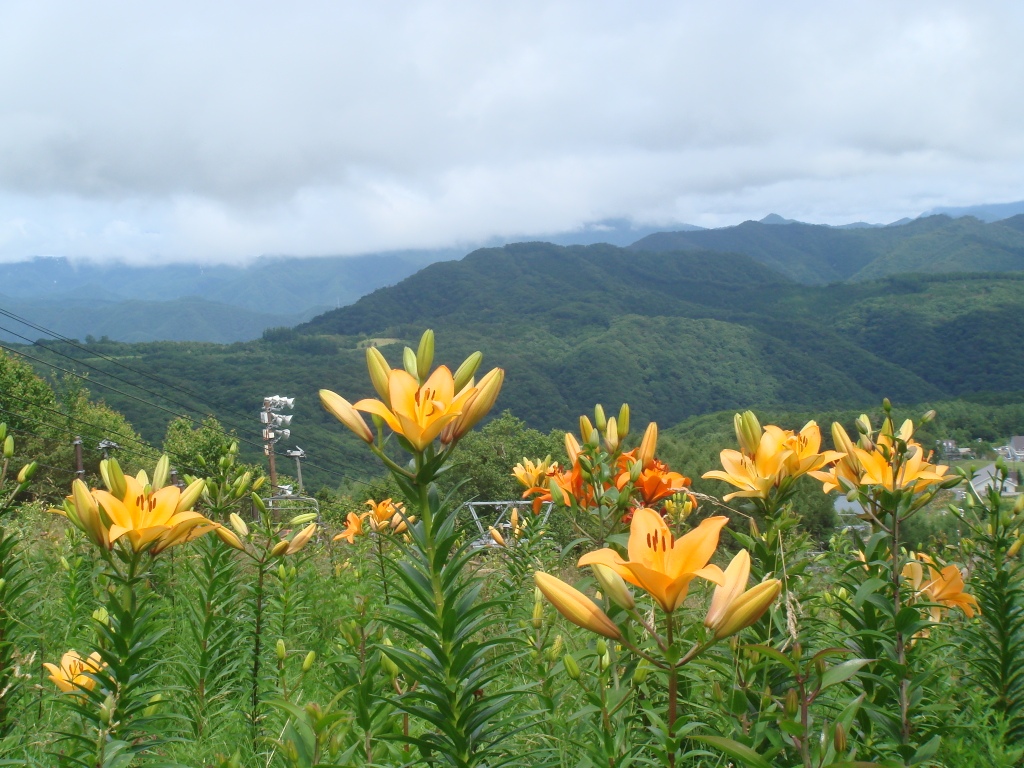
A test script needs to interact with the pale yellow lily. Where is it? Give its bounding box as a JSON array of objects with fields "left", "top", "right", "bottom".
[
  {"left": 353, "top": 366, "right": 480, "bottom": 452},
  {"left": 577, "top": 508, "right": 727, "bottom": 613},
  {"left": 92, "top": 475, "right": 214, "bottom": 555}
]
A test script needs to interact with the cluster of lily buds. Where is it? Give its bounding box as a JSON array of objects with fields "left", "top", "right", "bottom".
[
  {"left": 53, "top": 457, "right": 228, "bottom": 555},
  {"left": 489, "top": 508, "right": 526, "bottom": 548},
  {"left": 334, "top": 498, "right": 413, "bottom": 544},
  {"left": 536, "top": 508, "right": 780, "bottom": 644},
  {"left": 0, "top": 423, "right": 38, "bottom": 499},
  {"left": 902, "top": 551, "right": 979, "bottom": 622},
  {"left": 43, "top": 650, "right": 106, "bottom": 696},
  {"left": 320, "top": 329, "right": 504, "bottom": 454},
  {"left": 518, "top": 407, "right": 689, "bottom": 518}
]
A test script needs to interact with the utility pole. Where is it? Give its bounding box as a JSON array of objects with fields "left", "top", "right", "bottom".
[
  {"left": 261, "top": 396, "right": 294, "bottom": 495},
  {"left": 73, "top": 436, "right": 84, "bottom": 480}
]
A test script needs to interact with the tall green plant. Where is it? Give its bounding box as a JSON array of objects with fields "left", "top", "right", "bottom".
[{"left": 956, "top": 463, "right": 1024, "bottom": 744}]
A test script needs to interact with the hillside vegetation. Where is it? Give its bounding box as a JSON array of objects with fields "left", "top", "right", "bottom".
[{"left": 9, "top": 240, "right": 1024, "bottom": 489}]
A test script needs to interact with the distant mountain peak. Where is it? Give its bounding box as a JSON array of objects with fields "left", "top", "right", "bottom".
[{"left": 759, "top": 213, "right": 800, "bottom": 225}]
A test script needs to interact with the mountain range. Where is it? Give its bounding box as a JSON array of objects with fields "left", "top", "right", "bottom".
[
  {"left": 4, "top": 204, "right": 1024, "bottom": 343},
  {"left": 12, "top": 237, "right": 1024, "bottom": 489}
]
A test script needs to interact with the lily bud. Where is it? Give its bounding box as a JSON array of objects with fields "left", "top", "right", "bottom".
[
  {"left": 532, "top": 598, "right": 544, "bottom": 629},
  {"left": 510, "top": 509, "right": 519, "bottom": 535},
  {"left": 229, "top": 512, "right": 250, "bottom": 537},
  {"left": 579, "top": 416, "right": 595, "bottom": 445},
  {"left": 413, "top": 329, "right": 434, "bottom": 382},
  {"left": 93, "top": 606, "right": 109, "bottom": 625},
  {"left": 17, "top": 462, "right": 37, "bottom": 483},
  {"left": 285, "top": 523, "right": 317, "bottom": 555},
  {"left": 734, "top": 411, "right": 762, "bottom": 457},
  {"left": 564, "top": 433, "right": 582, "bottom": 463},
  {"left": 855, "top": 414, "right": 872, "bottom": 436},
  {"left": 534, "top": 572, "right": 622, "bottom": 640},
  {"left": 2, "top": 436, "right": 12, "bottom": 459},
  {"left": 921, "top": 409, "right": 936, "bottom": 424},
  {"left": 402, "top": 346, "right": 419, "bottom": 381},
  {"left": 449, "top": 368, "right": 504, "bottom": 440},
  {"left": 100, "top": 458, "right": 127, "bottom": 500},
  {"left": 834, "top": 722, "right": 847, "bottom": 753},
  {"left": 453, "top": 351, "right": 483, "bottom": 393},
  {"left": 302, "top": 651, "right": 316, "bottom": 672},
  {"left": 276, "top": 639, "right": 287, "bottom": 662},
  {"left": 253, "top": 476, "right": 266, "bottom": 492},
  {"left": 596, "top": 639, "right": 607, "bottom": 656},
  {"left": 784, "top": 688, "right": 799, "bottom": 718},
  {"left": 637, "top": 422, "right": 657, "bottom": 469},
  {"left": 215, "top": 526, "right": 244, "bottom": 550},
  {"left": 633, "top": 659, "right": 650, "bottom": 685},
  {"left": 288, "top": 512, "right": 318, "bottom": 526},
  {"left": 562, "top": 653, "right": 581, "bottom": 680},
  {"left": 380, "top": 648, "right": 399, "bottom": 679},
  {"left": 144, "top": 693, "right": 164, "bottom": 718},
  {"left": 489, "top": 526, "right": 507, "bottom": 548},
  {"left": 152, "top": 455, "right": 170, "bottom": 490},
  {"left": 1009, "top": 535, "right": 1024, "bottom": 558},
  {"left": 363, "top": 347, "right": 392, "bottom": 404},
  {"left": 590, "top": 563, "right": 634, "bottom": 610},
  {"left": 599, "top": 650, "right": 611, "bottom": 672},
  {"left": 176, "top": 479, "right": 206, "bottom": 514},
  {"left": 320, "top": 390, "right": 373, "bottom": 443},
  {"left": 603, "top": 417, "right": 619, "bottom": 452},
  {"left": 710, "top": 579, "right": 782, "bottom": 640},
  {"left": 593, "top": 404, "right": 607, "bottom": 432},
  {"left": 270, "top": 540, "right": 289, "bottom": 557},
  {"left": 617, "top": 404, "right": 630, "bottom": 438},
  {"left": 546, "top": 634, "right": 563, "bottom": 662}
]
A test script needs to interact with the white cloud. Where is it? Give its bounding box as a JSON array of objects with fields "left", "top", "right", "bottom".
[{"left": 0, "top": 1, "right": 1022, "bottom": 263}]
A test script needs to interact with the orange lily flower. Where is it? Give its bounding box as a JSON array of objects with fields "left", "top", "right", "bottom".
[
  {"left": 334, "top": 512, "right": 364, "bottom": 544},
  {"left": 364, "top": 498, "right": 405, "bottom": 532},
  {"left": 626, "top": 460, "right": 690, "bottom": 506},
  {"left": 578, "top": 509, "right": 728, "bottom": 613},
  {"left": 44, "top": 650, "right": 106, "bottom": 695}
]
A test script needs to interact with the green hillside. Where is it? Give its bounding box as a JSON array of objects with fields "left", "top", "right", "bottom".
[
  {"left": 9, "top": 241, "right": 1024, "bottom": 492},
  {"left": 632, "top": 215, "right": 1024, "bottom": 284}
]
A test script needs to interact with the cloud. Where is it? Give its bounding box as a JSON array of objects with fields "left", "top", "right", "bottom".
[{"left": 0, "top": 1, "right": 1023, "bottom": 263}]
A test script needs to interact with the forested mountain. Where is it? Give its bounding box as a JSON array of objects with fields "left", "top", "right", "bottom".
[
  {"left": 632, "top": 214, "right": 1024, "bottom": 284},
  {"left": 11, "top": 240, "right": 1024, "bottom": 489}
]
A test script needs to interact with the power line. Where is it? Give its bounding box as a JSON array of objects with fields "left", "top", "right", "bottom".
[
  {"left": 0, "top": 306, "right": 257, "bottom": 435},
  {"left": 0, "top": 322, "right": 360, "bottom": 487}
]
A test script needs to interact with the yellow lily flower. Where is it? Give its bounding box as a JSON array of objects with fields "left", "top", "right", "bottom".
[
  {"left": 319, "top": 390, "right": 374, "bottom": 443},
  {"left": 577, "top": 508, "right": 728, "bottom": 613},
  {"left": 43, "top": 650, "right": 106, "bottom": 695},
  {"left": 811, "top": 421, "right": 948, "bottom": 494},
  {"left": 364, "top": 498, "right": 405, "bottom": 532},
  {"left": 534, "top": 571, "right": 622, "bottom": 640},
  {"left": 703, "top": 550, "right": 781, "bottom": 639},
  {"left": 334, "top": 512, "right": 364, "bottom": 544},
  {"left": 92, "top": 474, "right": 215, "bottom": 555},
  {"left": 353, "top": 366, "right": 481, "bottom": 452},
  {"left": 922, "top": 564, "right": 979, "bottom": 621},
  {"left": 703, "top": 420, "right": 841, "bottom": 501}
]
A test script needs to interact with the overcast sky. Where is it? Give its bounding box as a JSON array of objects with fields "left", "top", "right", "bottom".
[{"left": 1, "top": 2, "right": 1023, "bottom": 264}]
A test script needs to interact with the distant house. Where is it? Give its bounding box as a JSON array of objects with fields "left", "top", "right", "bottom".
[{"left": 970, "top": 462, "right": 1019, "bottom": 497}]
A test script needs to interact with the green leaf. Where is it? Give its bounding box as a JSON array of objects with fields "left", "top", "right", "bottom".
[
  {"left": 691, "top": 735, "right": 773, "bottom": 768},
  {"left": 820, "top": 658, "right": 873, "bottom": 691}
]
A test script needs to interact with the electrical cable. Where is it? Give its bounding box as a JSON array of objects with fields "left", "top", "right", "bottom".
[
  {"left": 0, "top": 317, "right": 368, "bottom": 487},
  {"left": 0, "top": 306, "right": 258, "bottom": 434}
]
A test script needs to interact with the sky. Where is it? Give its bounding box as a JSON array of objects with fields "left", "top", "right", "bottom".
[{"left": 1, "top": 1, "right": 1023, "bottom": 265}]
